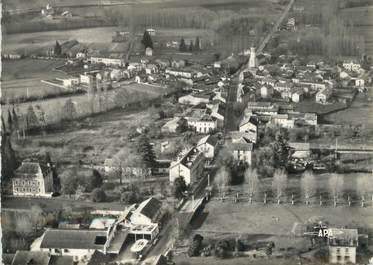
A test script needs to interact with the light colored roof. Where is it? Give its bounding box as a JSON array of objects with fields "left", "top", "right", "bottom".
[{"left": 328, "top": 228, "right": 358, "bottom": 247}]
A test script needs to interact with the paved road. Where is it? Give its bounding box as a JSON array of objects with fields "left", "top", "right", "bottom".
[{"left": 257, "top": 0, "right": 296, "bottom": 54}]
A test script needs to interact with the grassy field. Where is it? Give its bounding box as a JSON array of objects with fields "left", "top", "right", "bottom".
[
  {"left": 11, "top": 98, "right": 162, "bottom": 166},
  {"left": 3, "top": 81, "right": 169, "bottom": 124},
  {"left": 2, "top": 27, "right": 119, "bottom": 55},
  {"left": 1, "top": 59, "right": 70, "bottom": 103},
  {"left": 3, "top": 0, "right": 283, "bottom": 10},
  {"left": 193, "top": 199, "right": 373, "bottom": 242},
  {"left": 324, "top": 89, "right": 373, "bottom": 132}
]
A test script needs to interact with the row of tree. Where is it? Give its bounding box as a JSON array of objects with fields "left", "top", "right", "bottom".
[
  {"left": 179, "top": 37, "right": 201, "bottom": 52},
  {"left": 215, "top": 169, "right": 373, "bottom": 207}
]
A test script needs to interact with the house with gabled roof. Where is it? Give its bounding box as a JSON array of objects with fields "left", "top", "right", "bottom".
[
  {"left": 210, "top": 103, "right": 225, "bottom": 127},
  {"left": 238, "top": 116, "right": 258, "bottom": 143},
  {"left": 196, "top": 135, "right": 219, "bottom": 159},
  {"left": 38, "top": 223, "right": 129, "bottom": 261},
  {"left": 169, "top": 147, "right": 205, "bottom": 185},
  {"left": 328, "top": 228, "right": 358, "bottom": 264},
  {"left": 130, "top": 197, "right": 162, "bottom": 225},
  {"left": 12, "top": 160, "right": 54, "bottom": 197},
  {"left": 230, "top": 135, "right": 254, "bottom": 165},
  {"left": 186, "top": 114, "right": 217, "bottom": 134}
]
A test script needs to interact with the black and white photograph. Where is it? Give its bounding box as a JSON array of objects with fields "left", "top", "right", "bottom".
[{"left": 1, "top": 0, "right": 373, "bottom": 264}]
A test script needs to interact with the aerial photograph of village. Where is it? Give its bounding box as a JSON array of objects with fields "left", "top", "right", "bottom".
[{"left": 1, "top": 0, "right": 373, "bottom": 264}]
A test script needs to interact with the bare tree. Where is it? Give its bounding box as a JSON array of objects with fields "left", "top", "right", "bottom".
[
  {"left": 215, "top": 166, "right": 230, "bottom": 200},
  {"left": 272, "top": 169, "right": 287, "bottom": 204},
  {"left": 328, "top": 174, "right": 344, "bottom": 207},
  {"left": 356, "top": 175, "right": 373, "bottom": 207},
  {"left": 301, "top": 171, "right": 317, "bottom": 205},
  {"left": 245, "top": 168, "right": 259, "bottom": 204}
]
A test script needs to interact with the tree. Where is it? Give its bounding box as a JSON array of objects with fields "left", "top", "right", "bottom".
[
  {"left": 356, "top": 175, "right": 373, "bottom": 207},
  {"left": 137, "top": 135, "right": 156, "bottom": 168},
  {"left": 30, "top": 205, "right": 45, "bottom": 231},
  {"left": 7, "top": 108, "right": 13, "bottom": 132},
  {"left": 188, "top": 234, "right": 204, "bottom": 257},
  {"left": 215, "top": 166, "right": 230, "bottom": 199},
  {"left": 121, "top": 189, "right": 142, "bottom": 204},
  {"left": 215, "top": 240, "right": 229, "bottom": 259},
  {"left": 215, "top": 147, "right": 234, "bottom": 168},
  {"left": 60, "top": 169, "right": 79, "bottom": 196},
  {"left": 195, "top": 36, "right": 201, "bottom": 51},
  {"left": 272, "top": 169, "right": 287, "bottom": 204},
  {"left": 62, "top": 99, "right": 77, "bottom": 121},
  {"left": 141, "top": 30, "right": 153, "bottom": 49},
  {"left": 26, "top": 105, "right": 39, "bottom": 129},
  {"left": 173, "top": 177, "right": 187, "bottom": 199},
  {"left": 301, "top": 171, "right": 316, "bottom": 205},
  {"left": 176, "top": 117, "right": 188, "bottom": 133},
  {"left": 328, "top": 174, "right": 344, "bottom": 207},
  {"left": 1, "top": 132, "right": 19, "bottom": 181},
  {"left": 91, "top": 188, "right": 107, "bottom": 202},
  {"left": 189, "top": 40, "right": 194, "bottom": 52},
  {"left": 253, "top": 147, "right": 275, "bottom": 178},
  {"left": 81, "top": 169, "right": 103, "bottom": 192},
  {"left": 12, "top": 107, "right": 19, "bottom": 138},
  {"left": 54, "top": 41, "right": 62, "bottom": 56},
  {"left": 271, "top": 133, "right": 290, "bottom": 168},
  {"left": 179, "top": 38, "right": 187, "bottom": 52},
  {"left": 245, "top": 168, "right": 259, "bottom": 204}
]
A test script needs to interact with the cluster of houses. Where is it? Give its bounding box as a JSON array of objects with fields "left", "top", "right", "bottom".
[
  {"left": 238, "top": 49, "right": 371, "bottom": 106},
  {"left": 8, "top": 197, "right": 165, "bottom": 265}
]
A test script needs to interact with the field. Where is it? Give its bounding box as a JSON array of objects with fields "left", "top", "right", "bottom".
[
  {"left": 189, "top": 172, "right": 373, "bottom": 244},
  {"left": 1, "top": 59, "right": 70, "bottom": 103},
  {"left": 3, "top": 0, "right": 284, "bottom": 11},
  {"left": 324, "top": 89, "right": 373, "bottom": 132},
  {"left": 11, "top": 97, "right": 165, "bottom": 166},
  {"left": 2, "top": 27, "right": 119, "bottom": 55}
]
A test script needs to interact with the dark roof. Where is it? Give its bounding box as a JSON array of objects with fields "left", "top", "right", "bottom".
[
  {"left": 206, "top": 135, "right": 219, "bottom": 146},
  {"left": 217, "top": 104, "right": 226, "bottom": 116},
  {"left": 249, "top": 116, "right": 259, "bottom": 126},
  {"left": 15, "top": 162, "right": 41, "bottom": 175},
  {"left": 11, "top": 251, "right": 50, "bottom": 265},
  {"left": 49, "top": 256, "right": 74, "bottom": 265},
  {"left": 40, "top": 229, "right": 107, "bottom": 250},
  {"left": 14, "top": 161, "right": 51, "bottom": 178},
  {"left": 87, "top": 250, "right": 112, "bottom": 265},
  {"left": 137, "top": 197, "right": 162, "bottom": 221}
]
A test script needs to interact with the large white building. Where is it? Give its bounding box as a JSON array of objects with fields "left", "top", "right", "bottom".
[
  {"left": 196, "top": 135, "right": 219, "bottom": 159},
  {"left": 12, "top": 161, "right": 54, "bottom": 197},
  {"left": 38, "top": 223, "right": 128, "bottom": 262},
  {"left": 169, "top": 148, "right": 205, "bottom": 185},
  {"left": 90, "top": 57, "right": 125, "bottom": 67},
  {"left": 328, "top": 228, "right": 358, "bottom": 264},
  {"left": 342, "top": 61, "right": 361, "bottom": 72},
  {"left": 187, "top": 115, "right": 217, "bottom": 134},
  {"left": 316, "top": 87, "right": 332, "bottom": 104},
  {"left": 231, "top": 134, "right": 254, "bottom": 165}
]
